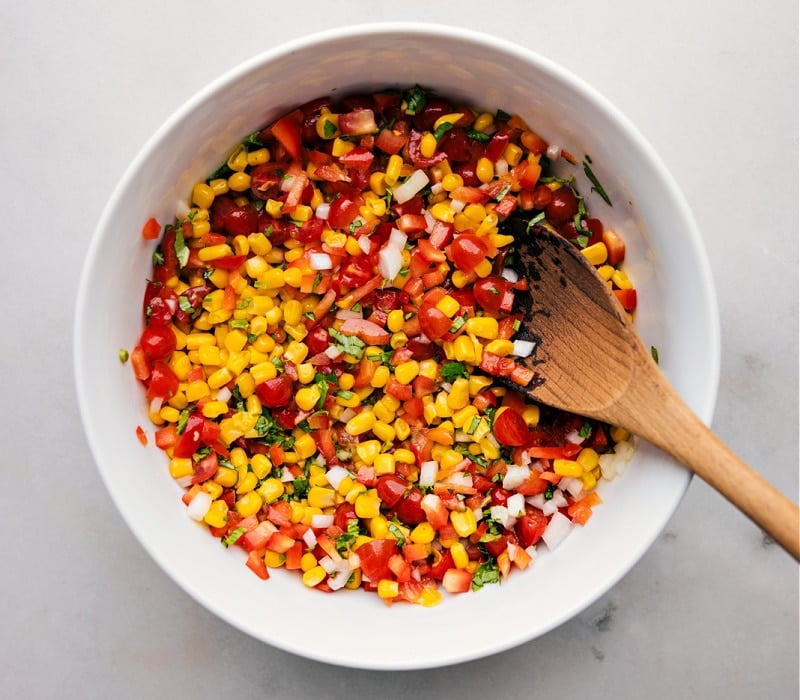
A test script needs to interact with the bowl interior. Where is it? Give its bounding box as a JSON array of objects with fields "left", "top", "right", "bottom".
[{"left": 74, "top": 24, "right": 719, "bottom": 670}]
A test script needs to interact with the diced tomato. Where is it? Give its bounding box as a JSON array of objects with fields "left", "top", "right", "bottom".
[
  {"left": 385, "top": 377, "right": 413, "bottom": 401},
  {"left": 356, "top": 539, "right": 398, "bottom": 581},
  {"left": 338, "top": 317, "right": 390, "bottom": 345},
  {"left": 603, "top": 229, "right": 625, "bottom": 265},
  {"left": 246, "top": 550, "right": 270, "bottom": 580},
  {"left": 515, "top": 510, "right": 549, "bottom": 548},
  {"left": 613, "top": 288, "right": 637, "bottom": 311},
  {"left": 141, "top": 217, "right": 161, "bottom": 240},
  {"left": 492, "top": 407, "right": 529, "bottom": 446},
  {"left": 270, "top": 114, "right": 303, "bottom": 161},
  {"left": 449, "top": 233, "right": 486, "bottom": 271},
  {"left": 418, "top": 305, "right": 451, "bottom": 340},
  {"left": 338, "top": 109, "right": 377, "bottom": 136},
  {"left": 255, "top": 375, "right": 293, "bottom": 408},
  {"left": 130, "top": 346, "right": 150, "bottom": 381},
  {"left": 394, "top": 487, "right": 426, "bottom": 525},
  {"left": 192, "top": 451, "right": 218, "bottom": 484},
  {"left": 173, "top": 412, "right": 204, "bottom": 458},
  {"left": 375, "top": 127, "right": 407, "bottom": 155},
  {"left": 145, "top": 360, "right": 179, "bottom": 401},
  {"left": 442, "top": 568, "right": 473, "bottom": 593},
  {"left": 375, "top": 474, "right": 408, "bottom": 508},
  {"left": 154, "top": 424, "right": 177, "bottom": 449}
]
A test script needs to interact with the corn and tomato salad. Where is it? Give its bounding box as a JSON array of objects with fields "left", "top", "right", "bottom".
[{"left": 129, "top": 86, "right": 636, "bottom": 605}]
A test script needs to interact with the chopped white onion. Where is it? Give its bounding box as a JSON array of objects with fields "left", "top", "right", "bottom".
[
  {"left": 309, "top": 252, "right": 333, "bottom": 270},
  {"left": 378, "top": 244, "right": 403, "bottom": 280},
  {"left": 490, "top": 505, "right": 513, "bottom": 529},
  {"left": 525, "top": 545, "right": 537, "bottom": 561},
  {"left": 506, "top": 493, "right": 526, "bottom": 518},
  {"left": 302, "top": 528, "right": 317, "bottom": 548},
  {"left": 526, "top": 494, "right": 546, "bottom": 509},
  {"left": 175, "top": 199, "right": 191, "bottom": 219},
  {"left": 319, "top": 555, "right": 337, "bottom": 574},
  {"left": 473, "top": 507, "right": 484, "bottom": 522},
  {"left": 564, "top": 429, "right": 585, "bottom": 445},
  {"left": 393, "top": 169, "right": 429, "bottom": 204},
  {"left": 149, "top": 397, "right": 163, "bottom": 414},
  {"left": 280, "top": 467, "right": 296, "bottom": 482},
  {"left": 312, "top": 514, "right": 334, "bottom": 530},
  {"left": 326, "top": 560, "right": 352, "bottom": 591},
  {"left": 501, "top": 267, "right": 519, "bottom": 283},
  {"left": 215, "top": 386, "right": 232, "bottom": 403},
  {"left": 542, "top": 490, "right": 568, "bottom": 516},
  {"left": 512, "top": 339, "right": 536, "bottom": 357},
  {"left": 175, "top": 475, "right": 193, "bottom": 489},
  {"left": 186, "top": 491, "right": 212, "bottom": 522},
  {"left": 546, "top": 143, "right": 562, "bottom": 161},
  {"left": 280, "top": 174, "right": 295, "bottom": 192},
  {"left": 454, "top": 430, "right": 472, "bottom": 443},
  {"left": 445, "top": 472, "right": 473, "bottom": 488},
  {"left": 357, "top": 235, "right": 372, "bottom": 254},
  {"left": 495, "top": 158, "right": 509, "bottom": 177},
  {"left": 430, "top": 182, "right": 444, "bottom": 195},
  {"left": 559, "top": 476, "right": 585, "bottom": 498},
  {"left": 388, "top": 227, "right": 407, "bottom": 250},
  {"left": 324, "top": 345, "right": 342, "bottom": 360},
  {"left": 339, "top": 408, "right": 357, "bottom": 423},
  {"left": 449, "top": 198, "right": 466, "bottom": 213},
  {"left": 326, "top": 465, "right": 351, "bottom": 490},
  {"left": 418, "top": 460, "right": 438, "bottom": 487},
  {"left": 542, "top": 511, "right": 573, "bottom": 550},
  {"left": 315, "top": 202, "right": 330, "bottom": 220},
  {"left": 423, "top": 210, "right": 437, "bottom": 233},
  {"left": 599, "top": 439, "right": 635, "bottom": 478},
  {"left": 503, "top": 464, "right": 531, "bottom": 490}
]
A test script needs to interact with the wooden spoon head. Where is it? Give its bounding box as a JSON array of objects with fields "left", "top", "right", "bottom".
[{"left": 503, "top": 221, "right": 640, "bottom": 420}]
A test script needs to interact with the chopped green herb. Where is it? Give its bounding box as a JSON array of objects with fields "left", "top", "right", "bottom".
[
  {"left": 388, "top": 522, "right": 406, "bottom": 546},
  {"left": 262, "top": 224, "right": 274, "bottom": 238},
  {"left": 118, "top": 348, "right": 129, "bottom": 363},
  {"left": 174, "top": 227, "right": 189, "bottom": 267},
  {"left": 512, "top": 319, "right": 521, "bottom": 332},
  {"left": 583, "top": 158, "right": 613, "bottom": 206},
  {"left": 495, "top": 108, "right": 512, "bottom": 122},
  {"left": 270, "top": 357, "right": 285, "bottom": 370},
  {"left": 176, "top": 409, "right": 189, "bottom": 435},
  {"left": 151, "top": 250, "right": 164, "bottom": 266},
  {"left": 526, "top": 211, "right": 546, "bottom": 232},
  {"left": 335, "top": 519, "right": 361, "bottom": 553},
  {"left": 322, "top": 119, "right": 337, "bottom": 139},
  {"left": 229, "top": 319, "right": 249, "bottom": 330},
  {"left": 222, "top": 527, "right": 247, "bottom": 548},
  {"left": 466, "top": 415, "right": 481, "bottom": 436},
  {"left": 433, "top": 121, "right": 453, "bottom": 141},
  {"left": 292, "top": 477, "right": 309, "bottom": 499},
  {"left": 494, "top": 183, "right": 511, "bottom": 201},
  {"left": 440, "top": 361, "right": 469, "bottom": 382},
  {"left": 467, "top": 129, "right": 491, "bottom": 143},
  {"left": 243, "top": 130, "right": 265, "bottom": 151},
  {"left": 578, "top": 421, "right": 593, "bottom": 439},
  {"left": 449, "top": 314, "right": 467, "bottom": 334},
  {"left": 403, "top": 84, "right": 429, "bottom": 115},
  {"left": 348, "top": 219, "right": 363, "bottom": 234},
  {"left": 336, "top": 390, "right": 355, "bottom": 400},
  {"left": 651, "top": 345, "right": 659, "bottom": 364},
  {"left": 329, "top": 327, "right": 366, "bottom": 360},
  {"left": 471, "top": 560, "right": 501, "bottom": 590},
  {"left": 236, "top": 297, "right": 252, "bottom": 310},
  {"left": 544, "top": 483, "right": 556, "bottom": 500},
  {"left": 231, "top": 386, "right": 245, "bottom": 412},
  {"left": 303, "top": 311, "right": 316, "bottom": 322},
  {"left": 314, "top": 372, "right": 331, "bottom": 410},
  {"left": 350, "top": 301, "right": 362, "bottom": 313},
  {"left": 177, "top": 296, "right": 194, "bottom": 315}
]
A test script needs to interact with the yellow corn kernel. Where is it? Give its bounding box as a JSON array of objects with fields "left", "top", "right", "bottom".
[
  {"left": 367, "top": 170, "right": 387, "bottom": 196},
  {"left": 467, "top": 375, "right": 492, "bottom": 396},
  {"left": 256, "top": 478, "right": 285, "bottom": 505},
  {"left": 484, "top": 339, "right": 515, "bottom": 356},
  {"left": 436, "top": 449, "right": 460, "bottom": 472},
  {"left": 473, "top": 112, "right": 494, "bottom": 132},
  {"left": 354, "top": 440, "right": 380, "bottom": 466},
  {"left": 414, "top": 359, "right": 435, "bottom": 380},
  {"left": 246, "top": 453, "right": 269, "bottom": 480},
  {"left": 168, "top": 457, "right": 194, "bottom": 480},
  {"left": 366, "top": 364, "right": 388, "bottom": 389},
  {"left": 244, "top": 256, "right": 268, "bottom": 279},
  {"left": 355, "top": 493, "right": 381, "bottom": 519},
  {"left": 197, "top": 344, "right": 221, "bottom": 366},
  {"left": 448, "top": 270, "right": 469, "bottom": 289},
  {"left": 294, "top": 385, "right": 320, "bottom": 412},
  {"left": 392, "top": 360, "right": 419, "bottom": 386},
  {"left": 387, "top": 331, "right": 406, "bottom": 350},
  {"left": 503, "top": 143, "right": 524, "bottom": 167},
  {"left": 191, "top": 183, "right": 215, "bottom": 210},
  {"left": 260, "top": 267, "right": 286, "bottom": 290},
  {"left": 393, "top": 417, "right": 410, "bottom": 441},
  {"left": 235, "top": 491, "right": 263, "bottom": 517},
  {"left": 377, "top": 579, "right": 399, "bottom": 600},
  {"left": 470, "top": 418, "right": 491, "bottom": 443},
  {"left": 452, "top": 405, "right": 478, "bottom": 430},
  {"left": 369, "top": 516, "right": 390, "bottom": 539},
  {"left": 479, "top": 437, "right": 500, "bottom": 460},
  {"left": 236, "top": 471, "right": 258, "bottom": 495},
  {"left": 384, "top": 155, "right": 403, "bottom": 186},
  {"left": 419, "top": 132, "right": 438, "bottom": 158},
  {"left": 374, "top": 453, "right": 395, "bottom": 476},
  {"left": 307, "top": 486, "right": 337, "bottom": 509},
  {"left": 449, "top": 542, "right": 469, "bottom": 569},
  {"left": 446, "top": 378, "right": 470, "bottom": 411},
  {"left": 228, "top": 171, "right": 251, "bottom": 193},
  {"left": 295, "top": 434, "right": 317, "bottom": 460},
  {"left": 522, "top": 405, "right": 540, "bottom": 426},
  {"left": 581, "top": 242, "right": 608, "bottom": 266},
  {"left": 300, "top": 552, "right": 318, "bottom": 572},
  {"left": 435, "top": 295, "right": 460, "bottom": 318},
  {"left": 185, "top": 380, "right": 210, "bottom": 402},
  {"left": 291, "top": 204, "right": 313, "bottom": 223},
  {"left": 331, "top": 136, "right": 355, "bottom": 156},
  {"left": 302, "top": 565, "right": 327, "bottom": 588},
  {"left": 410, "top": 522, "right": 435, "bottom": 545},
  {"left": 249, "top": 361, "right": 277, "bottom": 385},
  {"left": 610, "top": 426, "right": 630, "bottom": 442},
  {"left": 450, "top": 508, "right": 477, "bottom": 538},
  {"left": 553, "top": 459, "right": 584, "bottom": 478},
  {"left": 577, "top": 447, "right": 600, "bottom": 471},
  {"left": 597, "top": 264, "right": 615, "bottom": 281},
  {"left": 432, "top": 392, "right": 453, "bottom": 418},
  {"left": 451, "top": 335, "right": 475, "bottom": 363},
  {"left": 476, "top": 157, "right": 494, "bottom": 183},
  {"left": 209, "top": 178, "right": 229, "bottom": 195},
  {"left": 207, "top": 367, "right": 233, "bottom": 390},
  {"left": 423, "top": 399, "right": 438, "bottom": 425},
  {"left": 429, "top": 201, "right": 455, "bottom": 223},
  {"left": 246, "top": 147, "right": 270, "bottom": 166},
  {"left": 612, "top": 269, "right": 633, "bottom": 290},
  {"left": 201, "top": 400, "right": 227, "bottom": 419},
  {"left": 197, "top": 248, "right": 236, "bottom": 270},
  {"left": 474, "top": 258, "right": 493, "bottom": 278},
  {"left": 223, "top": 329, "right": 247, "bottom": 353},
  {"left": 464, "top": 316, "right": 498, "bottom": 339},
  {"left": 581, "top": 471, "right": 597, "bottom": 491},
  {"left": 372, "top": 419, "right": 396, "bottom": 443},
  {"left": 158, "top": 405, "right": 180, "bottom": 423},
  {"left": 386, "top": 309, "right": 405, "bottom": 333},
  {"left": 213, "top": 466, "right": 238, "bottom": 488},
  {"left": 316, "top": 109, "right": 339, "bottom": 139},
  {"left": 243, "top": 394, "right": 261, "bottom": 416},
  {"left": 203, "top": 500, "right": 228, "bottom": 528},
  {"left": 263, "top": 550, "right": 285, "bottom": 568}
]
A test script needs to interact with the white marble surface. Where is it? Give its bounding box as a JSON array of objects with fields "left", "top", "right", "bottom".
[{"left": 1, "top": 1, "right": 797, "bottom": 698}]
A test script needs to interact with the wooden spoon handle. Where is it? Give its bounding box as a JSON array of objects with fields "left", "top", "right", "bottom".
[{"left": 619, "top": 367, "right": 800, "bottom": 560}]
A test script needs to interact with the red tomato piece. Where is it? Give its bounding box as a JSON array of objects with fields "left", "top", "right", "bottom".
[
  {"left": 270, "top": 114, "right": 303, "bottom": 161},
  {"left": 394, "top": 487, "right": 426, "bottom": 525},
  {"left": 375, "top": 474, "right": 408, "bottom": 508},
  {"left": 145, "top": 360, "right": 179, "bottom": 401},
  {"left": 492, "top": 407, "right": 529, "bottom": 446},
  {"left": 338, "top": 109, "right": 377, "bottom": 136},
  {"left": 139, "top": 324, "right": 176, "bottom": 360},
  {"left": 449, "top": 233, "right": 487, "bottom": 271},
  {"left": 417, "top": 305, "right": 452, "bottom": 340},
  {"left": 613, "top": 288, "right": 637, "bottom": 311},
  {"left": 515, "top": 511, "right": 549, "bottom": 548},
  {"left": 473, "top": 277, "right": 511, "bottom": 315},
  {"left": 442, "top": 568, "right": 473, "bottom": 593},
  {"left": 173, "top": 413, "right": 204, "bottom": 458},
  {"left": 192, "top": 452, "right": 218, "bottom": 484},
  {"left": 141, "top": 217, "right": 160, "bottom": 240},
  {"left": 356, "top": 539, "right": 399, "bottom": 582},
  {"left": 338, "top": 318, "right": 390, "bottom": 345},
  {"left": 255, "top": 375, "right": 293, "bottom": 408},
  {"left": 246, "top": 550, "right": 270, "bottom": 580}
]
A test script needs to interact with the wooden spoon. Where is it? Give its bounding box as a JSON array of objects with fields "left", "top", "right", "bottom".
[{"left": 502, "top": 221, "right": 799, "bottom": 560}]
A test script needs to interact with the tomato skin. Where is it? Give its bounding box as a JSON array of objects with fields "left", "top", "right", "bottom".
[
  {"left": 449, "top": 234, "right": 486, "bottom": 271},
  {"left": 545, "top": 187, "right": 579, "bottom": 226},
  {"left": 173, "top": 413, "right": 204, "bottom": 458},
  {"left": 327, "top": 196, "right": 360, "bottom": 230},
  {"left": 145, "top": 360, "right": 179, "bottom": 401},
  {"left": 492, "top": 407, "right": 529, "bottom": 446},
  {"left": 515, "top": 510, "right": 549, "bottom": 548},
  {"left": 473, "top": 277, "right": 511, "bottom": 315},
  {"left": 139, "top": 324, "right": 176, "bottom": 360},
  {"left": 356, "top": 539, "right": 399, "bottom": 581},
  {"left": 305, "top": 326, "right": 330, "bottom": 355},
  {"left": 375, "top": 474, "right": 408, "bottom": 508},
  {"left": 613, "top": 288, "right": 637, "bottom": 311},
  {"left": 141, "top": 217, "right": 160, "bottom": 240},
  {"left": 270, "top": 114, "right": 303, "bottom": 161},
  {"left": 418, "top": 305, "right": 451, "bottom": 340},
  {"left": 255, "top": 375, "right": 293, "bottom": 408},
  {"left": 394, "top": 487, "right": 426, "bottom": 525},
  {"left": 192, "top": 452, "right": 218, "bottom": 484}
]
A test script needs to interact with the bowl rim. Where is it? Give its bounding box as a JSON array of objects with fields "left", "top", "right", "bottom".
[{"left": 74, "top": 21, "right": 720, "bottom": 669}]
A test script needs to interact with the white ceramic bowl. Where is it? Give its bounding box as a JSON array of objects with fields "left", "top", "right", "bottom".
[{"left": 74, "top": 23, "right": 719, "bottom": 669}]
